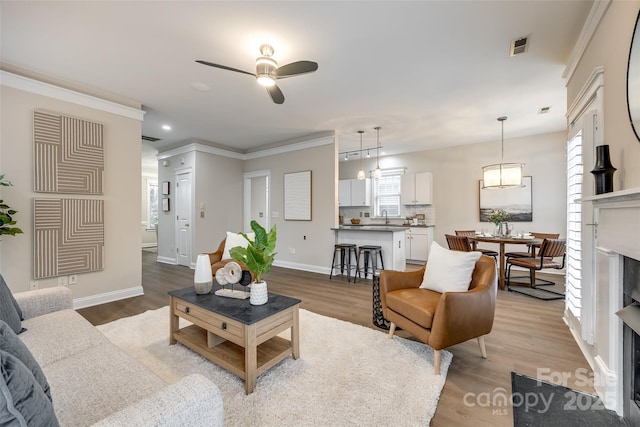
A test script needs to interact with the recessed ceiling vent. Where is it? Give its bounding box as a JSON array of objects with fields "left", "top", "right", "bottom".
[
  {"left": 142, "top": 135, "right": 161, "bottom": 142},
  {"left": 510, "top": 36, "right": 529, "bottom": 57},
  {"left": 538, "top": 106, "right": 551, "bottom": 114}
]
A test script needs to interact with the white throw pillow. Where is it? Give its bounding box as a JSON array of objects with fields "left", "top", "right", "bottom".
[
  {"left": 420, "top": 241, "right": 482, "bottom": 293},
  {"left": 222, "top": 231, "right": 255, "bottom": 260}
]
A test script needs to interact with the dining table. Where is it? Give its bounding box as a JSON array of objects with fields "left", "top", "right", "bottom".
[{"left": 469, "top": 235, "right": 543, "bottom": 290}]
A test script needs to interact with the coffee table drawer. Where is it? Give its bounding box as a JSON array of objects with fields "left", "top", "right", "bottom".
[{"left": 174, "top": 299, "right": 244, "bottom": 343}]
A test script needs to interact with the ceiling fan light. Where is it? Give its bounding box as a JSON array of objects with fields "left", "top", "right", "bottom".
[{"left": 256, "top": 74, "right": 276, "bottom": 87}]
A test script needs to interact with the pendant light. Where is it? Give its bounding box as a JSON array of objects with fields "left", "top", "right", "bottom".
[
  {"left": 356, "top": 130, "right": 366, "bottom": 180},
  {"left": 373, "top": 126, "right": 382, "bottom": 178},
  {"left": 482, "top": 116, "right": 524, "bottom": 189}
]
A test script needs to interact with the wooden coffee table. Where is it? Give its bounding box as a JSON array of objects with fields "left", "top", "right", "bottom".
[{"left": 168, "top": 286, "right": 301, "bottom": 394}]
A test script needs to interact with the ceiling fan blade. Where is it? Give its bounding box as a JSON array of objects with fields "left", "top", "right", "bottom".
[
  {"left": 266, "top": 84, "right": 285, "bottom": 104},
  {"left": 195, "top": 60, "right": 255, "bottom": 77},
  {"left": 273, "top": 61, "right": 318, "bottom": 78}
]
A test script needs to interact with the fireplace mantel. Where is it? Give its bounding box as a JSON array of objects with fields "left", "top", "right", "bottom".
[
  {"left": 581, "top": 186, "right": 640, "bottom": 203},
  {"left": 576, "top": 186, "right": 640, "bottom": 418}
]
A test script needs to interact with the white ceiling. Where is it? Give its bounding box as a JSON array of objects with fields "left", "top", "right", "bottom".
[{"left": 1, "top": 1, "right": 593, "bottom": 159}]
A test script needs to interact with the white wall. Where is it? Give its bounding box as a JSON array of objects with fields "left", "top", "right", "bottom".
[
  {"left": 244, "top": 136, "right": 337, "bottom": 274},
  {"left": 0, "top": 83, "right": 143, "bottom": 302},
  {"left": 341, "top": 130, "right": 568, "bottom": 249},
  {"left": 567, "top": 0, "right": 640, "bottom": 190}
]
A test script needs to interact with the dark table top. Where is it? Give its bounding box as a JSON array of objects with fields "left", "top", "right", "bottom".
[{"left": 169, "top": 285, "right": 301, "bottom": 325}]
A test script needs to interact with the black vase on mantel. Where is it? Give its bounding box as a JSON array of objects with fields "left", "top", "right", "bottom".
[{"left": 590, "top": 145, "right": 617, "bottom": 195}]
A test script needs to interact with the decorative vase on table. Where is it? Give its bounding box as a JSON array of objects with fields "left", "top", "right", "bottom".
[
  {"left": 590, "top": 145, "right": 617, "bottom": 194},
  {"left": 250, "top": 281, "right": 268, "bottom": 305}
]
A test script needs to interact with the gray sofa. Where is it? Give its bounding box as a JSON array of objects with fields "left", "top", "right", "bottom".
[{"left": 13, "top": 286, "right": 224, "bottom": 426}]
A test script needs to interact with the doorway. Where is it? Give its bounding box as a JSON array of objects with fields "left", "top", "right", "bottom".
[{"left": 243, "top": 170, "right": 270, "bottom": 232}]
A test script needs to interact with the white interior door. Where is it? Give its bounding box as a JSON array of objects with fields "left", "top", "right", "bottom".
[
  {"left": 243, "top": 170, "right": 270, "bottom": 232},
  {"left": 175, "top": 170, "right": 192, "bottom": 267}
]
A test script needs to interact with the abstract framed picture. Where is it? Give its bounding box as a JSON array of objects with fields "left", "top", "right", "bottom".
[
  {"left": 479, "top": 176, "right": 532, "bottom": 222},
  {"left": 162, "top": 198, "right": 170, "bottom": 212}
]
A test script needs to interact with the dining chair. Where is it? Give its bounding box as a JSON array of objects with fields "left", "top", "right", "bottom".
[
  {"left": 455, "top": 230, "right": 498, "bottom": 259},
  {"left": 505, "top": 232, "right": 560, "bottom": 260},
  {"left": 445, "top": 234, "right": 473, "bottom": 252},
  {"left": 506, "top": 238, "right": 566, "bottom": 300}
]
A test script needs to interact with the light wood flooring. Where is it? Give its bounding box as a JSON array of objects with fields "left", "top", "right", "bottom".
[{"left": 78, "top": 250, "right": 594, "bottom": 426}]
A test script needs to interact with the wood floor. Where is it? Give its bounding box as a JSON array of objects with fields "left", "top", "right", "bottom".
[{"left": 79, "top": 250, "right": 594, "bottom": 426}]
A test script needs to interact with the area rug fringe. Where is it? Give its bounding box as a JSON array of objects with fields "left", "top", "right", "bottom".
[{"left": 97, "top": 306, "right": 451, "bottom": 426}]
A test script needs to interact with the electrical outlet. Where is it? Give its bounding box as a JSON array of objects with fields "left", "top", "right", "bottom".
[
  {"left": 69, "top": 274, "right": 78, "bottom": 285},
  {"left": 58, "top": 276, "right": 68, "bottom": 286},
  {"left": 30, "top": 281, "right": 39, "bottom": 290},
  {"left": 289, "top": 248, "right": 296, "bottom": 254}
]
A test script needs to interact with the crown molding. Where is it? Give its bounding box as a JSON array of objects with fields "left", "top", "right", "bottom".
[
  {"left": 563, "top": 0, "right": 612, "bottom": 83},
  {"left": 243, "top": 135, "right": 335, "bottom": 160},
  {"left": 0, "top": 71, "right": 145, "bottom": 121},
  {"left": 158, "top": 135, "right": 335, "bottom": 161}
]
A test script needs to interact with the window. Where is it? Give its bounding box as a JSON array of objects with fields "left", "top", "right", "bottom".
[
  {"left": 147, "top": 180, "right": 158, "bottom": 229},
  {"left": 373, "top": 169, "right": 403, "bottom": 217}
]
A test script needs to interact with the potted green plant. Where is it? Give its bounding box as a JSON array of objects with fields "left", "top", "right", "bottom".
[
  {"left": 487, "top": 209, "right": 508, "bottom": 236},
  {"left": 229, "top": 220, "right": 277, "bottom": 305},
  {"left": 0, "top": 174, "right": 23, "bottom": 237}
]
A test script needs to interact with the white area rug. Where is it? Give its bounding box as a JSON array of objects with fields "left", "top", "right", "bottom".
[{"left": 97, "top": 306, "right": 452, "bottom": 426}]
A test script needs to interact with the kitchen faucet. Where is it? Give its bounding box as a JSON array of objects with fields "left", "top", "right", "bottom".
[{"left": 382, "top": 210, "right": 389, "bottom": 224}]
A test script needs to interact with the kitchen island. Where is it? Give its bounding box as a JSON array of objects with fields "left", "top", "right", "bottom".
[{"left": 331, "top": 225, "right": 407, "bottom": 271}]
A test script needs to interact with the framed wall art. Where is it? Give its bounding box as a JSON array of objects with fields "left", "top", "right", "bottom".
[
  {"left": 479, "top": 176, "right": 532, "bottom": 222},
  {"left": 284, "top": 170, "right": 311, "bottom": 221}
]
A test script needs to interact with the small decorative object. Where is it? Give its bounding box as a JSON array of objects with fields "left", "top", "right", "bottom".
[
  {"left": 590, "top": 145, "right": 617, "bottom": 194},
  {"left": 214, "top": 262, "right": 250, "bottom": 299},
  {"left": 194, "top": 254, "right": 213, "bottom": 294},
  {"left": 487, "top": 209, "right": 508, "bottom": 236},
  {"left": 350, "top": 218, "right": 360, "bottom": 224},
  {"left": 229, "top": 220, "right": 277, "bottom": 306}
]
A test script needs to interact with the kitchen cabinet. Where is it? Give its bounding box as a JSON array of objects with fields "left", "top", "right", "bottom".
[
  {"left": 338, "top": 179, "right": 371, "bottom": 206},
  {"left": 401, "top": 172, "right": 433, "bottom": 205},
  {"left": 405, "top": 227, "right": 433, "bottom": 263}
]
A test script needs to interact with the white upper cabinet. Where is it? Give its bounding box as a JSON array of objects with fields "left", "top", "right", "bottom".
[
  {"left": 338, "top": 179, "right": 371, "bottom": 206},
  {"left": 338, "top": 179, "right": 351, "bottom": 206},
  {"left": 401, "top": 172, "right": 433, "bottom": 205}
]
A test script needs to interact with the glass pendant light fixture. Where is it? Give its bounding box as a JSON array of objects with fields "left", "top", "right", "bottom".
[
  {"left": 357, "top": 130, "right": 366, "bottom": 179},
  {"left": 482, "top": 116, "right": 524, "bottom": 189},
  {"left": 373, "top": 126, "right": 382, "bottom": 178}
]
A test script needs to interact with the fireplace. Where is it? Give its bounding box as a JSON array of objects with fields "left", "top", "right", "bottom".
[
  {"left": 620, "top": 256, "right": 640, "bottom": 425},
  {"left": 579, "top": 186, "right": 640, "bottom": 423}
]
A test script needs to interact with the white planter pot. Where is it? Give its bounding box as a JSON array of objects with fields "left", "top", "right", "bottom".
[{"left": 250, "top": 281, "right": 268, "bottom": 305}]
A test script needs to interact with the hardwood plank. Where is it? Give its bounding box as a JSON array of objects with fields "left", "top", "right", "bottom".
[{"left": 79, "top": 250, "right": 593, "bottom": 426}]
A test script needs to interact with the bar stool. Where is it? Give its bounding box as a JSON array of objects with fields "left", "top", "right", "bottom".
[
  {"left": 329, "top": 244, "right": 358, "bottom": 282},
  {"left": 355, "top": 245, "right": 384, "bottom": 282}
]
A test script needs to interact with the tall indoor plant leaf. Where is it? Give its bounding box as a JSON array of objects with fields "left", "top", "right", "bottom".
[
  {"left": 0, "top": 174, "right": 23, "bottom": 236},
  {"left": 229, "top": 220, "right": 277, "bottom": 283}
]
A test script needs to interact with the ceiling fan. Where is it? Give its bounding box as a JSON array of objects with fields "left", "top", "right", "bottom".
[{"left": 196, "top": 44, "right": 318, "bottom": 104}]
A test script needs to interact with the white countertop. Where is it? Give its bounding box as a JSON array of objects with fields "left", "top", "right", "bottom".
[{"left": 332, "top": 226, "right": 409, "bottom": 232}]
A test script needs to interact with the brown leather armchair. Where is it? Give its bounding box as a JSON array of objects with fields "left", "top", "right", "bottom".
[
  {"left": 207, "top": 238, "right": 248, "bottom": 276},
  {"left": 380, "top": 255, "right": 496, "bottom": 374}
]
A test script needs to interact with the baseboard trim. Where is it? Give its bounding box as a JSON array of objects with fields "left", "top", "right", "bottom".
[
  {"left": 273, "top": 260, "right": 330, "bottom": 276},
  {"left": 141, "top": 243, "right": 157, "bottom": 249},
  {"left": 73, "top": 286, "right": 144, "bottom": 310},
  {"left": 156, "top": 256, "right": 176, "bottom": 265}
]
